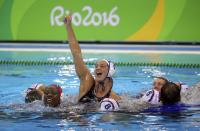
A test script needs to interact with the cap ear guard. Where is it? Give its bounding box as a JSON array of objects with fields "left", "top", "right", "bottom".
[
  {"left": 102, "top": 59, "right": 116, "bottom": 78},
  {"left": 142, "top": 89, "right": 161, "bottom": 105},
  {"left": 99, "top": 98, "right": 119, "bottom": 111},
  {"left": 108, "top": 61, "right": 115, "bottom": 77},
  {"left": 180, "top": 84, "right": 189, "bottom": 93}
]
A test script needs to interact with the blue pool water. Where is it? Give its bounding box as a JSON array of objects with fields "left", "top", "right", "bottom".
[{"left": 0, "top": 51, "right": 200, "bottom": 131}]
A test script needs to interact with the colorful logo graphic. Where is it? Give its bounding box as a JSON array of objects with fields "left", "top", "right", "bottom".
[{"left": 0, "top": 0, "right": 199, "bottom": 41}]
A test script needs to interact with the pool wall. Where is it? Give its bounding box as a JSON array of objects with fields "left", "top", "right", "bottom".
[{"left": 0, "top": 43, "right": 200, "bottom": 68}]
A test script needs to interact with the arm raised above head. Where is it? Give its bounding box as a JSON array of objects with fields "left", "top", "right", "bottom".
[
  {"left": 64, "top": 16, "right": 95, "bottom": 100},
  {"left": 64, "top": 16, "right": 90, "bottom": 78}
]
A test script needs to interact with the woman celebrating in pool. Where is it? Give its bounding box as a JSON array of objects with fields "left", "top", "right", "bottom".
[{"left": 64, "top": 16, "right": 121, "bottom": 103}]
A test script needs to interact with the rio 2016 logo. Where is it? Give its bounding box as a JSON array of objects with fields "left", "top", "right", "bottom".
[{"left": 50, "top": 5, "right": 120, "bottom": 27}]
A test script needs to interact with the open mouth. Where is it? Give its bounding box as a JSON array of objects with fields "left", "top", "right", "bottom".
[
  {"left": 47, "top": 97, "right": 53, "bottom": 103},
  {"left": 96, "top": 72, "right": 103, "bottom": 76}
]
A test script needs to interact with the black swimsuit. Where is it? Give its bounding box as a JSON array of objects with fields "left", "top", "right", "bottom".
[{"left": 79, "top": 79, "right": 113, "bottom": 103}]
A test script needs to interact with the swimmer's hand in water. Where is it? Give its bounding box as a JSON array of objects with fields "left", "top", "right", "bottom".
[{"left": 64, "top": 15, "right": 72, "bottom": 26}]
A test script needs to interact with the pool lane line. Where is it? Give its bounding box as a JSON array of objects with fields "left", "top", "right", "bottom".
[{"left": 0, "top": 60, "right": 200, "bottom": 68}]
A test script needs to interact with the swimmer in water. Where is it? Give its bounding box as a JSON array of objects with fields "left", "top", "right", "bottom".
[
  {"left": 161, "top": 81, "right": 194, "bottom": 105},
  {"left": 160, "top": 82, "right": 181, "bottom": 105},
  {"left": 64, "top": 15, "right": 121, "bottom": 103},
  {"left": 25, "top": 84, "right": 62, "bottom": 107},
  {"left": 43, "top": 84, "right": 62, "bottom": 107},
  {"left": 142, "top": 77, "right": 190, "bottom": 105},
  {"left": 142, "top": 77, "right": 169, "bottom": 104}
]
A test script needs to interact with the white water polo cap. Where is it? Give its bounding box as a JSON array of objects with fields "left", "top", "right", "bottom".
[
  {"left": 102, "top": 59, "right": 116, "bottom": 77},
  {"left": 142, "top": 89, "right": 161, "bottom": 105},
  {"left": 180, "top": 83, "right": 189, "bottom": 93},
  {"left": 100, "top": 98, "right": 119, "bottom": 111}
]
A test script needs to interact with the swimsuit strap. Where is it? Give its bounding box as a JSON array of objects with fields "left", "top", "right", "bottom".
[{"left": 93, "top": 77, "right": 113, "bottom": 101}]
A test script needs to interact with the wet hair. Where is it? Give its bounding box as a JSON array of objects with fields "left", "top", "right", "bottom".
[
  {"left": 25, "top": 90, "right": 42, "bottom": 103},
  {"left": 154, "top": 76, "right": 169, "bottom": 84},
  {"left": 160, "top": 82, "right": 181, "bottom": 105}
]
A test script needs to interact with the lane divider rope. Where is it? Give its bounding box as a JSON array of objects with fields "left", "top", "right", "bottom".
[{"left": 0, "top": 60, "right": 200, "bottom": 68}]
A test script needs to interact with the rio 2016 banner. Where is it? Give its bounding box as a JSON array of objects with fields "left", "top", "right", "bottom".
[{"left": 0, "top": 0, "right": 200, "bottom": 41}]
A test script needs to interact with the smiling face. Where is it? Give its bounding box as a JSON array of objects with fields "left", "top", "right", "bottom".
[
  {"left": 43, "top": 86, "right": 60, "bottom": 107},
  {"left": 95, "top": 60, "right": 109, "bottom": 82}
]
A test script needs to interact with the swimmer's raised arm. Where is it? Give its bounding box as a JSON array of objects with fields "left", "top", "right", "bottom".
[
  {"left": 64, "top": 16, "right": 90, "bottom": 78},
  {"left": 64, "top": 16, "right": 94, "bottom": 101}
]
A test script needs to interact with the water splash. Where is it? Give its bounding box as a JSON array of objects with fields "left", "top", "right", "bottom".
[
  {"left": 1, "top": 82, "right": 200, "bottom": 116},
  {"left": 181, "top": 82, "right": 200, "bottom": 105}
]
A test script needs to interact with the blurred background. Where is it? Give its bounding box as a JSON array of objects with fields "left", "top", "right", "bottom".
[{"left": 0, "top": 0, "right": 199, "bottom": 43}]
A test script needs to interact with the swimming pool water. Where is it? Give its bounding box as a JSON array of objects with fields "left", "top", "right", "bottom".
[{"left": 0, "top": 51, "right": 200, "bottom": 131}]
